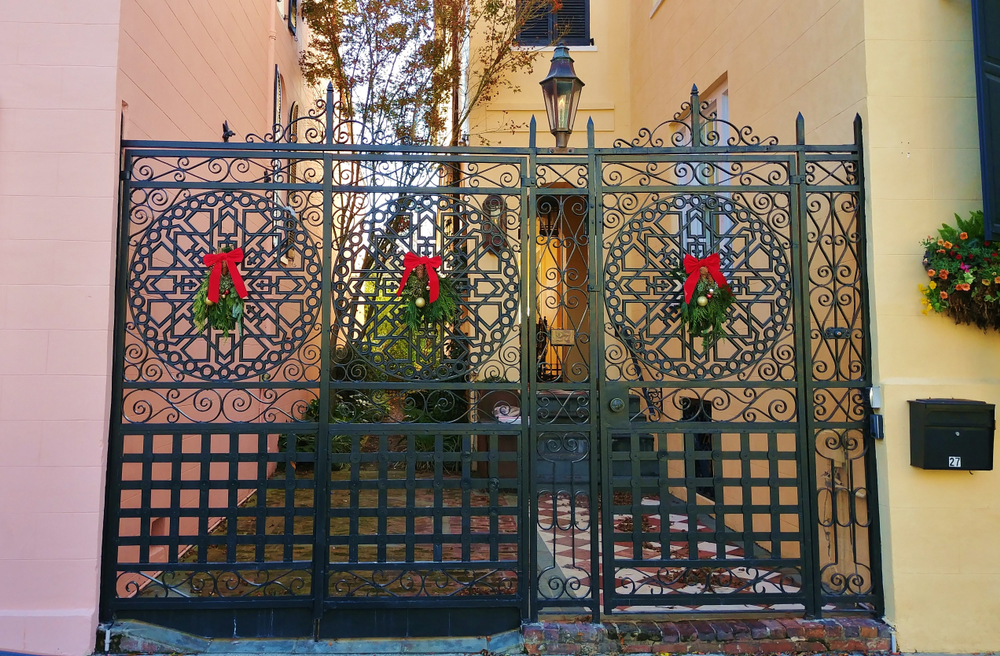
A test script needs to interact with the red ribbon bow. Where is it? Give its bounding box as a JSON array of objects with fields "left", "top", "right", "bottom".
[
  {"left": 397, "top": 252, "right": 443, "bottom": 303},
  {"left": 203, "top": 248, "right": 248, "bottom": 304},
  {"left": 683, "top": 253, "right": 727, "bottom": 304}
]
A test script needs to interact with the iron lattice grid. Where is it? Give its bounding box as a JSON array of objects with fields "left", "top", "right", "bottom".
[{"left": 101, "top": 86, "right": 881, "bottom": 638}]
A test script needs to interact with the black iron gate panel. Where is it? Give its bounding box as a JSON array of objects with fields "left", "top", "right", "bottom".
[{"left": 101, "top": 87, "right": 881, "bottom": 638}]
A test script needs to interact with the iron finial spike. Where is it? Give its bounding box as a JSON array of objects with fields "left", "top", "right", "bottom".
[
  {"left": 325, "top": 82, "right": 335, "bottom": 144},
  {"left": 529, "top": 115, "right": 537, "bottom": 149},
  {"left": 690, "top": 85, "right": 702, "bottom": 146},
  {"left": 588, "top": 117, "right": 595, "bottom": 149},
  {"left": 854, "top": 113, "right": 864, "bottom": 147},
  {"left": 796, "top": 112, "right": 805, "bottom": 145}
]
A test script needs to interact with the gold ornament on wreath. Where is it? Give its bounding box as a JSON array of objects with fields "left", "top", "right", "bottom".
[{"left": 396, "top": 252, "right": 460, "bottom": 332}]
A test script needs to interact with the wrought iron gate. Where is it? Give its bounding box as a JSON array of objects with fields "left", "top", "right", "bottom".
[{"left": 101, "top": 87, "right": 881, "bottom": 638}]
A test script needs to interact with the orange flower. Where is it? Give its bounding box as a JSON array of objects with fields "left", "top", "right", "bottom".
[
  {"left": 937, "top": 238, "right": 945, "bottom": 246},
  {"left": 960, "top": 232, "right": 969, "bottom": 240},
  {"left": 939, "top": 270, "right": 949, "bottom": 280},
  {"left": 936, "top": 249, "right": 946, "bottom": 254},
  {"left": 940, "top": 291, "right": 949, "bottom": 299},
  {"left": 995, "top": 276, "right": 1000, "bottom": 284},
  {"left": 944, "top": 241, "right": 954, "bottom": 249},
  {"left": 928, "top": 269, "right": 937, "bottom": 277},
  {"left": 958, "top": 283, "right": 971, "bottom": 291}
]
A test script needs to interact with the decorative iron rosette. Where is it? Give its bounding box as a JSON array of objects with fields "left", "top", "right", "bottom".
[
  {"left": 126, "top": 190, "right": 322, "bottom": 382},
  {"left": 603, "top": 192, "right": 794, "bottom": 380}
]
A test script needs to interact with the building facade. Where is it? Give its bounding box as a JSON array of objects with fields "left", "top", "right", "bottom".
[
  {"left": 0, "top": 1, "right": 996, "bottom": 654},
  {"left": 0, "top": 1, "right": 310, "bottom": 653}
]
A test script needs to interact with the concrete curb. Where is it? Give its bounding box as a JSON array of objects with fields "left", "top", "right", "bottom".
[{"left": 108, "top": 620, "right": 524, "bottom": 655}]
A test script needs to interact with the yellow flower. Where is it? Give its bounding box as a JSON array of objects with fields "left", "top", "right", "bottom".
[
  {"left": 922, "top": 308, "right": 930, "bottom": 315},
  {"left": 920, "top": 298, "right": 928, "bottom": 306},
  {"left": 919, "top": 284, "right": 927, "bottom": 292},
  {"left": 929, "top": 281, "right": 937, "bottom": 290}
]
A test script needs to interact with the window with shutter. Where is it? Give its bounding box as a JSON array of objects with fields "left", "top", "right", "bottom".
[
  {"left": 972, "top": 0, "right": 1000, "bottom": 238},
  {"left": 517, "top": 0, "right": 590, "bottom": 47}
]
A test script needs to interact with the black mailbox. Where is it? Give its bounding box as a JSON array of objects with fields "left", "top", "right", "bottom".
[{"left": 909, "top": 399, "right": 995, "bottom": 470}]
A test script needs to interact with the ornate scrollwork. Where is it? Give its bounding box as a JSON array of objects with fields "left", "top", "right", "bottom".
[
  {"left": 614, "top": 87, "right": 779, "bottom": 149},
  {"left": 603, "top": 192, "right": 794, "bottom": 380},
  {"left": 126, "top": 190, "right": 323, "bottom": 382},
  {"left": 327, "top": 568, "right": 517, "bottom": 598},
  {"left": 123, "top": 568, "right": 311, "bottom": 598},
  {"left": 333, "top": 193, "right": 520, "bottom": 381}
]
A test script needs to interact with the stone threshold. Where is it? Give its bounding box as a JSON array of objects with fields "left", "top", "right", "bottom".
[
  {"left": 524, "top": 618, "right": 892, "bottom": 655},
  {"left": 103, "top": 617, "right": 891, "bottom": 656}
]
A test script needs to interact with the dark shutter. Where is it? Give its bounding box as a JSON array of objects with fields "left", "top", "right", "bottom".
[
  {"left": 517, "top": 0, "right": 554, "bottom": 46},
  {"left": 972, "top": 0, "right": 1000, "bottom": 238},
  {"left": 555, "top": 0, "right": 589, "bottom": 46}
]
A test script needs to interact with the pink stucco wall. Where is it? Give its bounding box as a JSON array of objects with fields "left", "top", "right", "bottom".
[
  {"left": 0, "top": 1, "right": 123, "bottom": 654},
  {"left": 0, "top": 1, "right": 311, "bottom": 654}
]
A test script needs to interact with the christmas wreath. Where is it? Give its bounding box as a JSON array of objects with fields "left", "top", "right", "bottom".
[
  {"left": 679, "top": 252, "right": 735, "bottom": 349},
  {"left": 193, "top": 246, "right": 248, "bottom": 337},
  {"left": 396, "top": 252, "right": 460, "bottom": 332}
]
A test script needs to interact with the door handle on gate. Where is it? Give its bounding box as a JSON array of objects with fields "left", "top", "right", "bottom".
[{"left": 609, "top": 398, "right": 626, "bottom": 413}]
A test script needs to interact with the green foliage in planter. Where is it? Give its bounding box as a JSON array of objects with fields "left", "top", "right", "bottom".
[{"left": 919, "top": 211, "right": 1000, "bottom": 331}]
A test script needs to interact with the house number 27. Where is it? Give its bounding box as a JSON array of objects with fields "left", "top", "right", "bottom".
[{"left": 948, "top": 456, "right": 962, "bottom": 468}]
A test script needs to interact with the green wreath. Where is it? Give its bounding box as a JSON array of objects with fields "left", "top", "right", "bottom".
[
  {"left": 398, "top": 264, "right": 460, "bottom": 332},
  {"left": 679, "top": 256, "right": 735, "bottom": 349},
  {"left": 193, "top": 246, "right": 245, "bottom": 338}
]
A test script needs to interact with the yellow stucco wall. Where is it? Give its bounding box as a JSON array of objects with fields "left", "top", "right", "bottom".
[
  {"left": 863, "top": 1, "right": 1000, "bottom": 652},
  {"left": 468, "top": 0, "right": 632, "bottom": 147},
  {"left": 476, "top": 0, "right": 999, "bottom": 651}
]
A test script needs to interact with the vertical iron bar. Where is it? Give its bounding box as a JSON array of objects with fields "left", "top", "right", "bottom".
[
  {"left": 525, "top": 116, "right": 539, "bottom": 621},
  {"left": 792, "top": 119, "right": 823, "bottom": 617},
  {"left": 854, "top": 114, "right": 884, "bottom": 614},
  {"left": 690, "top": 85, "right": 702, "bottom": 147},
  {"left": 312, "top": 84, "right": 335, "bottom": 631},
  {"left": 585, "top": 118, "right": 604, "bottom": 620},
  {"left": 99, "top": 150, "right": 134, "bottom": 621}
]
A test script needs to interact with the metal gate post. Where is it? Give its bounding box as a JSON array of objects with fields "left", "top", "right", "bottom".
[
  {"left": 792, "top": 114, "right": 823, "bottom": 618},
  {"left": 525, "top": 117, "right": 540, "bottom": 621},
  {"left": 311, "top": 83, "right": 336, "bottom": 633},
  {"left": 99, "top": 149, "right": 134, "bottom": 622}
]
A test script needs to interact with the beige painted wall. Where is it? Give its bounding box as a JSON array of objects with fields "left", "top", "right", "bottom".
[
  {"left": 468, "top": 0, "right": 633, "bottom": 148},
  {"left": 630, "top": 0, "right": 866, "bottom": 145},
  {"left": 863, "top": 1, "right": 999, "bottom": 652}
]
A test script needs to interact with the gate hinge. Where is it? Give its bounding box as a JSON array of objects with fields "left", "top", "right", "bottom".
[{"left": 790, "top": 174, "right": 806, "bottom": 184}]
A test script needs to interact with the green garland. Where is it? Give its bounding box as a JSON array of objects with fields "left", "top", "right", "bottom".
[
  {"left": 193, "top": 247, "right": 245, "bottom": 338},
  {"left": 680, "top": 276, "right": 735, "bottom": 350},
  {"left": 398, "top": 265, "right": 460, "bottom": 332}
]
